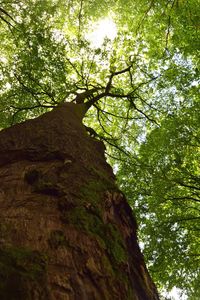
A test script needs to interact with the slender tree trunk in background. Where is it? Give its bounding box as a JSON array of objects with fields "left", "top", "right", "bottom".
[{"left": 0, "top": 103, "right": 159, "bottom": 300}]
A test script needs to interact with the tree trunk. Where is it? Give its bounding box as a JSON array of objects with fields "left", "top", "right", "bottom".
[{"left": 0, "top": 103, "right": 159, "bottom": 300}]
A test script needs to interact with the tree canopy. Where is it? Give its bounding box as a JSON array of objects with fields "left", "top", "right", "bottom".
[{"left": 0, "top": 0, "right": 199, "bottom": 298}]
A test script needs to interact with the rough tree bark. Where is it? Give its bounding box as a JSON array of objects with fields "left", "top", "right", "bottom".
[{"left": 0, "top": 103, "right": 159, "bottom": 300}]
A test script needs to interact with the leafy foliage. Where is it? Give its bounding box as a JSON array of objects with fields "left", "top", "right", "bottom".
[
  {"left": 117, "top": 102, "right": 200, "bottom": 297},
  {"left": 0, "top": 0, "right": 199, "bottom": 298}
]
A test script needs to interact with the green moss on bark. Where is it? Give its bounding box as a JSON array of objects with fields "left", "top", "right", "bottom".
[
  {"left": 48, "top": 230, "right": 69, "bottom": 249},
  {"left": 64, "top": 205, "right": 127, "bottom": 265},
  {"left": 0, "top": 247, "right": 48, "bottom": 300}
]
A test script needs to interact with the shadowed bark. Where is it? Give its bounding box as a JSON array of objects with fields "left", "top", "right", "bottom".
[{"left": 0, "top": 103, "right": 159, "bottom": 300}]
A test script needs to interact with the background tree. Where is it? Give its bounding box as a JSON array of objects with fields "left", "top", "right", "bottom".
[{"left": 0, "top": 0, "right": 199, "bottom": 298}]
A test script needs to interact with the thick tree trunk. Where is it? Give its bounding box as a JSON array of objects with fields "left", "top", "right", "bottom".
[{"left": 0, "top": 103, "right": 159, "bottom": 300}]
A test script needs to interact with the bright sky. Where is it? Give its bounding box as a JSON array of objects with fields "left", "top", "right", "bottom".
[
  {"left": 163, "top": 287, "right": 188, "bottom": 300},
  {"left": 87, "top": 17, "right": 117, "bottom": 47}
]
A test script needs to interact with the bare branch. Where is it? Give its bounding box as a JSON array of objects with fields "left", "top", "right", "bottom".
[
  {"left": 10, "top": 103, "right": 54, "bottom": 125},
  {"left": 165, "top": 16, "right": 171, "bottom": 51},
  {"left": 135, "top": 0, "right": 155, "bottom": 34},
  {"left": 0, "top": 14, "right": 13, "bottom": 27},
  {"left": 0, "top": 7, "right": 16, "bottom": 23},
  {"left": 166, "top": 196, "right": 200, "bottom": 203},
  {"left": 65, "top": 57, "right": 83, "bottom": 79},
  {"left": 93, "top": 105, "right": 142, "bottom": 120},
  {"left": 128, "top": 98, "right": 158, "bottom": 124},
  {"left": 96, "top": 108, "right": 114, "bottom": 138},
  {"left": 102, "top": 137, "right": 130, "bottom": 157},
  {"left": 174, "top": 180, "right": 200, "bottom": 191}
]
